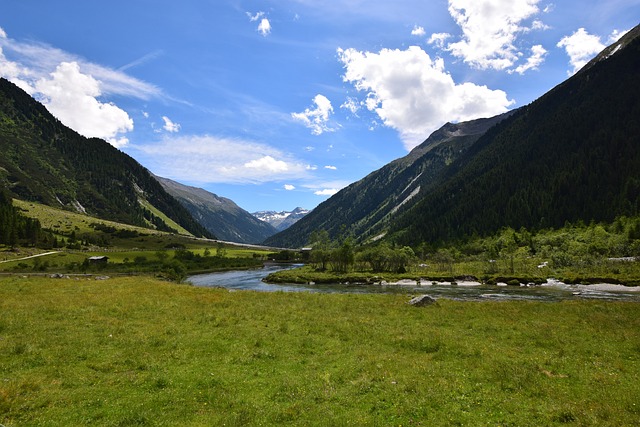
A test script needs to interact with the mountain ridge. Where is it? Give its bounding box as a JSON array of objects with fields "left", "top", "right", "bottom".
[
  {"left": 265, "top": 24, "right": 640, "bottom": 248},
  {"left": 391, "top": 25, "right": 640, "bottom": 246},
  {"left": 252, "top": 207, "right": 310, "bottom": 232},
  {"left": 156, "top": 176, "right": 277, "bottom": 244},
  {"left": 0, "top": 77, "right": 212, "bottom": 238},
  {"left": 263, "top": 111, "right": 514, "bottom": 248}
]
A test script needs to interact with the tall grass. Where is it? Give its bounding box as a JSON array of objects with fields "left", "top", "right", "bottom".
[{"left": 1, "top": 276, "right": 639, "bottom": 426}]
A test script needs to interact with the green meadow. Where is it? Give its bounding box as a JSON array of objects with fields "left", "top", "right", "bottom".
[{"left": 1, "top": 275, "right": 639, "bottom": 426}]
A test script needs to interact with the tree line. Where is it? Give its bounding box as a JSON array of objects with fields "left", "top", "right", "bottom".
[
  {"left": 0, "top": 190, "right": 45, "bottom": 247},
  {"left": 307, "top": 230, "right": 416, "bottom": 273}
]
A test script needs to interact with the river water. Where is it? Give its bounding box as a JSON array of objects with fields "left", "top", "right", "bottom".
[{"left": 187, "top": 264, "right": 640, "bottom": 302}]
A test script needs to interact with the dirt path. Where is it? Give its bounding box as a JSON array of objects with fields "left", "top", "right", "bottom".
[{"left": 0, "top": 251, "right": 61, "bottom": 264}]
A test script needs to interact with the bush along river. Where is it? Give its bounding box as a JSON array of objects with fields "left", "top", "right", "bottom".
[{"left": 187, "top": 264, "right": 640, "bottom": 302}]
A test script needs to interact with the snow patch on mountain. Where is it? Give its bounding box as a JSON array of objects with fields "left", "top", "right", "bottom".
[{"left": 252, "top": 207, "right": 310, "bottom": 232}]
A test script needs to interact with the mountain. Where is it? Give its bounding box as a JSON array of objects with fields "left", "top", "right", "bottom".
[
  {"left": 263, "top": 112, "right": 513, "bottom": 247},
  {"left": 253, "top": 207, "right": 310, "bottom": 232},
  {"left": 0, "top": 78, "right": 212, "bottom": 238},
  {"left": 157, "top": 176, "right": 277, "bottom": 244},
  {"left": 265, "top": 24, "right": 640, "bottom": 249},
  {"left": 390, "top": 24, "right": 640, "bottom": 246}
]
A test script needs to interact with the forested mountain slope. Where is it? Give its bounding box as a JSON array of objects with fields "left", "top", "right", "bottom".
[
  {"left": 391, "top": 24, "right": 640, "bottom": 246},
  {"left": 0, "top": 78, "right": 212, "bottom": 238},
  {"left": 157, "top": 176, "right": 276, "bottom": 244},
  {"left": 264, "top": 111, "right": 514, "bottom": 248},
  {"left": 266, "top": 24, "right": 640, "bottom": 249}
]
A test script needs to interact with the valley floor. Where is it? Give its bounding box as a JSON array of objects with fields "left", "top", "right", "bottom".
[{"left": 1, "top": 275, "right": 639, "bottom": 426}]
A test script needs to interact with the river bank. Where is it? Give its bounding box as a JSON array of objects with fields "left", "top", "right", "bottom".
[
  {"left": 188, "top": 264, "right": 640, "bottom": 301},
  {"left": 263, "top": 264, "right": 640, "bottom": 288}
]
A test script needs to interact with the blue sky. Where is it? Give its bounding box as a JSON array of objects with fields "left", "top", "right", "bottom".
[{"left": 1, "top": 1, "right": 638, "bottom": 213}]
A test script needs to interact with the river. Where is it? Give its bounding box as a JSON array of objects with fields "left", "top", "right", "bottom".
[{"left": 187, "top": 264, "right": 640, "bottom": 302}]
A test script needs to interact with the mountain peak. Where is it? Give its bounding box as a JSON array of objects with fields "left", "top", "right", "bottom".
[{"left": 252, "top": 208, "right": 309, "bottom": 232}]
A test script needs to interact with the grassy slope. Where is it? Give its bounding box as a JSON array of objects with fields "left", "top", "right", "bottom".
[
  {"left": 13, "top": 199, "right": 164, "bottom": 237},
  {"left": 137, "top": 198, "right": 193, "bottom": 236},
  {"left": 1, "top": 276, "right": 639, "bottom": 426},
  {"left": 1, "top": 199, "right": 271, "bottom": 271}
]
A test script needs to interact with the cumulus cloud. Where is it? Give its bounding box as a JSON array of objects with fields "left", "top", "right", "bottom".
[
  {"left": 257, "top": 18, "right": 272, "bottom": 36},
  {"left": 247, "top": 11, "right": 271, "bottom": 36},
  {"left": 607, "top": 29, "right": 629, "bottom": 44},
  {"left": 291, "top": 94, "right": 336, "bottom": 135},
  {"left": 411, "top": 25, "right": 426, "bottom": 36},
  {"left": 324, "top": 165, "right": 337, "bottom": 170},
  {"left": 162, "top": 116, "right": 181, "bottom": 133},
  {"left": 244, "top": 155, "right": 288, "bottom": 172},
  {"left": 338, "top": 46, "right": 514, "bottom": 150},
  {"left": 134, "top": 135, "right": 308, "bottom": 184},
  {"left": 427, "top": 32, "right": 451, "bottom": 48},
  {"left": 0, "top": 27, "right": 165, "bottom": 147},
  {"left": 284, "top": 184, "right": 296, "bottom": 191},
  {"left": 510, "top": 44, "right": 547, "bottom": 74},
  {"left": 556, "top": 28, "right": 605, "bottom": 75},
  {"left": 0, "top": 46, "right": 32, "bottom": 92},
  {"left": 34, "top": 62, "right": 133, "bottom": 147},
  {"left": 531, "top": 19, "right": 550, "bottom": 31},
  {"left": 445, "top": 0, "right": 543, "bottom": 70},
  {"left": 0, "top": 35, "right": 160, "bottom": 100},
  {"left": 314, "top": 188, "right": 339, "bottom": 196}
]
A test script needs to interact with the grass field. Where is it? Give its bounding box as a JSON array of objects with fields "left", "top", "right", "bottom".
[{"left": 1, "top": 276, "right": 639, "bottom": 426}]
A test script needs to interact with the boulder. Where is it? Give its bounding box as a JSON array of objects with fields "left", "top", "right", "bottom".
[{"left": 408, "top": 295, "right": 437, "bottom": 306}]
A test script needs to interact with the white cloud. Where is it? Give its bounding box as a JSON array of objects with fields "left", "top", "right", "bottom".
[
  {"left": 291, "top": 94, "right": 336, "bottom": 135},
  {"left": 338, "top": 46, "right": 514, "bottom": 150},
  {"left": 247, "top": 11, "right": 271, "bottom": 36},
  {"left": 247, "top": 11, "right": 264, "bottom": 22},
  {"left": 510, "top": 44, "right": 547, "bottom": 74},
  {"left": 314, "top": 188, "right": 339, "bottom": 196},
  {"left": 0, "top": 28, "right": 160, "bottom": 100},
  {"left": 162, "top": 116, "right": 181, "bottom": 133},
  {"left": 340, "top": 97, "right": 361, "bottom": 116},
  {"left": 34, "top": 62, "right": 133, "bottom": 147},
  {"left": 257, "top": 18, "right": 272, "bottom": 36},
  {"left": 411, "top": 25, "right": 426, "bottom": 36},
  {"left": 427, "top": 32, "right": 451, "bottom": 48},
  {"left": 244, "top": 155, "right": 288, "bottom": 172},
  {"left": 531, "top": 19, "right": 550, "bottom": 31},
  {"left": 284, "top": 184, "right": 296, "bottom": 191},
  {"left": 557, "top": 28, "right": 605, "bottom": 75},
  {"left": 134, "top": 135, "right": 308, "bottom": 184},
  {"left": 607, "top": 28, "right": 630, "bottom": 44},
  {"left": 0, "top": 46, "right": 32, "bottom": 92},
  {"left": 445, "top": 0, "right": 542, "bottom": 70},
  {"left": 0, "top": 28, "right": 168, "bottom": 147},
  {"left": 324, "top": 165, "right": 337, "bottom": 170}
]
